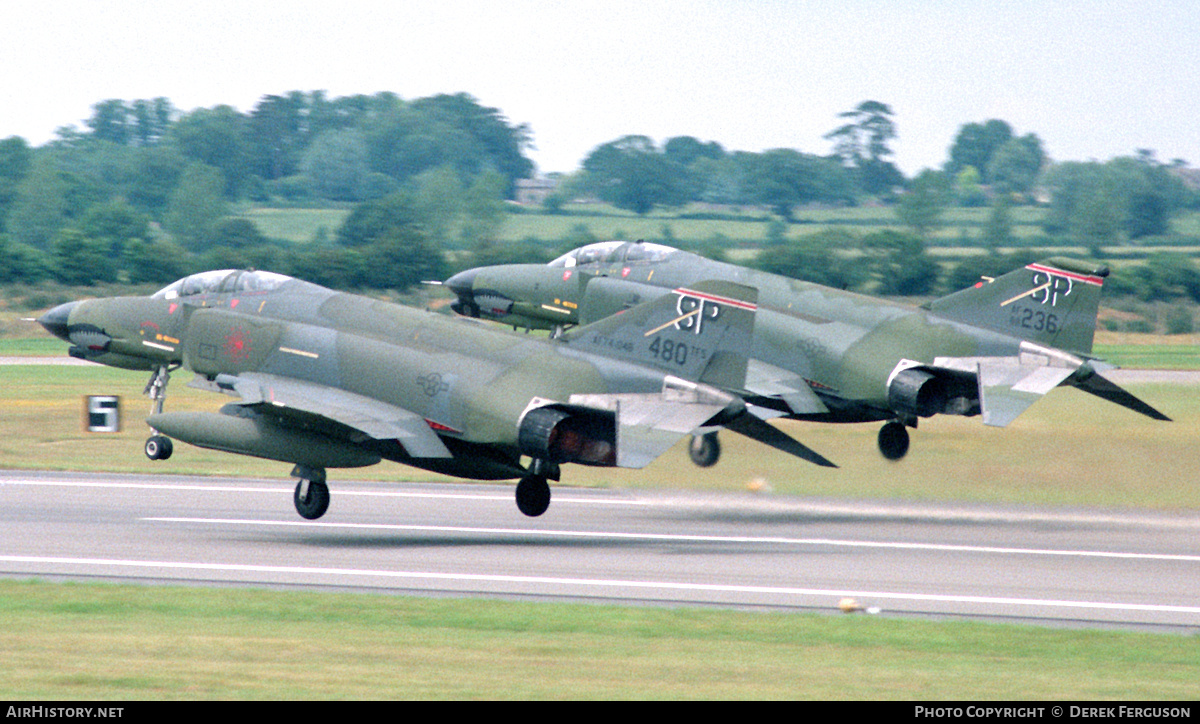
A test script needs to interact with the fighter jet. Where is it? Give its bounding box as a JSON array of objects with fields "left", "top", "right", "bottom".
[
  {"left": 37, "top": 268, "right": 833, "bottom": 519},
  {"left": 444, "top": 240, "right": 1169, "bottom": 466}
]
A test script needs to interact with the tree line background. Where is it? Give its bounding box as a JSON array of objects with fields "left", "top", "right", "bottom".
[{"left": 1, "top": 91, "right": 1199, "bottom": 325}]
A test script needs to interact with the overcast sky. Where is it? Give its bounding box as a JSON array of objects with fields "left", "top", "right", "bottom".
[{"left": 5, "top": 0, "right": 1197, "bottom": 176}]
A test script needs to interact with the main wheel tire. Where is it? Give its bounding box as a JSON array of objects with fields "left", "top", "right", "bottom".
[
  {"left": 687, "top": 433, "right": 721, "bottom": 468},
  {"left": 515, "top": 475, "right": 551, "bottom": 517},
  {"left": 144, "top": 435, "right": 173, "bottom": 461},
  {"left": 294, "top": 479, "right": 330, "bottom": 520},
  {"left": 878, "top": 422, "right": 910, "bottom": 461}
]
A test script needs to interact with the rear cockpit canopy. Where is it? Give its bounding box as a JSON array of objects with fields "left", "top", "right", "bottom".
[
  {"left": 548, "top": 240, "right": 677, "bottom": 269},
  {"left": 152, "top": 270, "right": 293, "bottom": 300}
]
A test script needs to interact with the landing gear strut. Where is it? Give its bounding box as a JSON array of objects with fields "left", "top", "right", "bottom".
[
  {"left": 292, "top": 465, "right": 330, "bottom": 520},
  {"left": 143, "top": 364, "right": 178, "bottom": 461},
  {"left": 878, "top": 421, "right": 911, "bottom": 461},
  {"left": 688, "top": 432, "right": 721, "bottom": 467}
]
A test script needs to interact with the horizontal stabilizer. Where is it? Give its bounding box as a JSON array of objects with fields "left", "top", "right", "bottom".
[
  {"left": 978, "top": 362, "right": 1076, "bottom": 427},
  {"left": 1074, "top": 372, "right": 1172, "bottom": 421},
  {"left": 723, "top": 413, "right": 837, "bottom": 468}
]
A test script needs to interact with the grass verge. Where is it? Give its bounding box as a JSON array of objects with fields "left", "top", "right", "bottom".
[
  {"left": 1, "top": 580, "right": 1197, "bottom": 700},
  {"left": 1, "top": 362, "right": 1195, "bottom": 509}
]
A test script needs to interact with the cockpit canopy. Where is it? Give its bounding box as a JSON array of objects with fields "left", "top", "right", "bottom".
[
  {"left": 548, "top": 241, "right": 677, "bottom": 269},
  {"left": 152, "top": 269, "right": 293, "bottom": 300}
]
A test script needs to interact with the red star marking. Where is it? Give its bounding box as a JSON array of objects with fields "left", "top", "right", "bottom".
[{"left": 224, "top": 328, "right": 251, "bottom": 362}]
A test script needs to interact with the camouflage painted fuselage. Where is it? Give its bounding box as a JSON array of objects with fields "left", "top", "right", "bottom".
[
  {"left": 54, "top": 275, "right": 670, "bottom": 478},
  {"left": 451, "top": 249, "right": 1066, "bottom": 423}
]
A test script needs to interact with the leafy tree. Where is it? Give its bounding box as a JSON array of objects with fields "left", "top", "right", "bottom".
[
  {"left": 289, "top": 245, "right": 365, "bottom": 290},
  {"left": 164, "top": 163, "right": 229, "bottom": 250},
  {"left": 1041, "top": 157, "right": 1187, "bottom": 244},
  {"left": 86, "top": 100, "right": 133, "bottom": 146},
  {"left": 7, "top": 155, "right": 68, "bottom": 248},
  {"left": 692, "top": 155, "right": 745, "bottom": 205},
  {"left": 0, "top": 233, "right": 51, "bottom": 283},
  {"left": 756, "top": 229, "right": 863, "bottom": 290},
  {"left": 169, "top": 105, "right": 253, "bottom": 198},
  {"left": 897, "top": 169, "right": 950, "bottom": 237},
  {"left": 301, "top": 129, "right": 372, "bottom": 201},
  {"left": 581, "top": 135, "right": 688, "bottom": 214},
  {"left": 124, "top": 238, "right": 191, "bottom": 284},
  {"left": 982, "top": 195, "right": 1013, "bottom": 250},
  {"left": 952, "top": 166, "right": 987, "bottom": 207},
  {"left": 460, "top": 169, "right": 508, "bottom": 246},
  {"left": 130, "top": 98, "right": 175, "bottom": 146},
  {"left": 946, "top": 120, "right": 1014, "bottom": 182},
  {"left": 365, "top": 93, "right": 533, "bottom": 196},
  {"left": 987, "top": 134, "right": 1046, "bottom": 195},
  {"left": 825, "top": 100, "right": 901, "bottom": 195},
  {"left": 1133, "top": 253, "right": 1200, "bottom": 303},
  {"left": 413, "top": 165, "right": 464, "bottom": 247},
  {"left": 80, "top": 200, "right": 151, "bottom": 256},
  {"left": 0, "top": 136, "right": 32, "bottom": 228},
  {"left": 361, "top": 227, "right": 447, "bottom": 290},
  {"left": 249, "top": 92, "right": 310, "bottom": 180},
  {"left": 410, "top": 93, "right": 534, "bottom": 196},
  {"left": 860, "top": 230, "right": 939, "bottom": 296},
  {"left": 739, "top": 149, "right": 855, "bottom": 218},
  {"left": 53, "top": 228, "right": 116, "bottom": 285},
  {"left": 337, "top": 190, "right": 426, "bottom": 247},
  {"left": 212, "top": 218, "right": 267, "bottom": 249},
  {"left": 125, "top": 146, "right": 186, "bottom": 219}
]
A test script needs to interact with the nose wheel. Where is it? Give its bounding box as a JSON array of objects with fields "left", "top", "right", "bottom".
[{"left": 144, "top": 435, "right": 173, "bottom": 460}]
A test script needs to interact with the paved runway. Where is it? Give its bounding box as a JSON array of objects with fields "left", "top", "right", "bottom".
[{"left": 2, "top": 469, "right": 1198, "bottom": 633}]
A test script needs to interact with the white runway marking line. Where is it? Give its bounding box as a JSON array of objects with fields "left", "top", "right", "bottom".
[
  {"left": 142, "top": 517, "right": 1200, "bottom": 564},
  {"left": 1, "top": 553, "right": 1198, "bottom": 616},
  {"left": 0, "top": 479, "right": 645, "bottom": 506}
]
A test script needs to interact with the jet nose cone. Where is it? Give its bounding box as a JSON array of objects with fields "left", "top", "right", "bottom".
[
  {"left": 445, "top": 268, "right": 481, "bottom": 317},
  {"left": 36, "top": 301, "right": 79, "bottom": 342},
  {"left": 444, "top": 268, "right": 479, "bottom": 295}
]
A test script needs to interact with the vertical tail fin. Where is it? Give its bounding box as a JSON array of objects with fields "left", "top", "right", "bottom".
[
  {"left": 561, "top": 280, "right": 757, "bottom": 390},
  {"left": 927, "top": 257, "right": 1108, "bottom": 355}
]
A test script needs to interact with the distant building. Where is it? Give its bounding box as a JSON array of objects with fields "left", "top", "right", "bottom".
[{"left": 515, "top": 176, "right": 559, "bottom": 206}]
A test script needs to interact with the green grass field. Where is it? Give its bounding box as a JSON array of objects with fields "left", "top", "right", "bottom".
[
  {"left": 234, "top": 203, "right": 1059, "bottom": 247},
  {"left": 1, "top": 359, "right": 1195, "bottom": 509},
  {"left": 2, "top": 580, "right": 1198, "bottom": 699}
]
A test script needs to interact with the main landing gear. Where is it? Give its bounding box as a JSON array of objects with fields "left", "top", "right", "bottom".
[
  {"left": 292, "top": 465, "right": 330, "bottom": 520},
  {"left": 516, "top": 459, "right": 558, "bottom": 517},
  {"left": 687, "top": 432, "right": 721, "bottom": 467},
  {"left": 877, "top": 420, "right": 911, "bottom": 461},
  {"left": 143, "top": 364, "right": 177, "bottom": 461}
]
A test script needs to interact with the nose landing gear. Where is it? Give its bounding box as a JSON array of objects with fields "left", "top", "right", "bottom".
[{"left": 143, "top": 364, "right": 179, "bottom": 461}]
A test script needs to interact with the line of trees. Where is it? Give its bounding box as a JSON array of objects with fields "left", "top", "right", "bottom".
[
  {"left": 570, "top": 101, "right": 903, "bottom": 217},
  {"left": 1, "top": 91, "right": 1199, "bottom": 299},
  {"left": 0, "top": 91, "right": 533, "bottom": 286}
]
